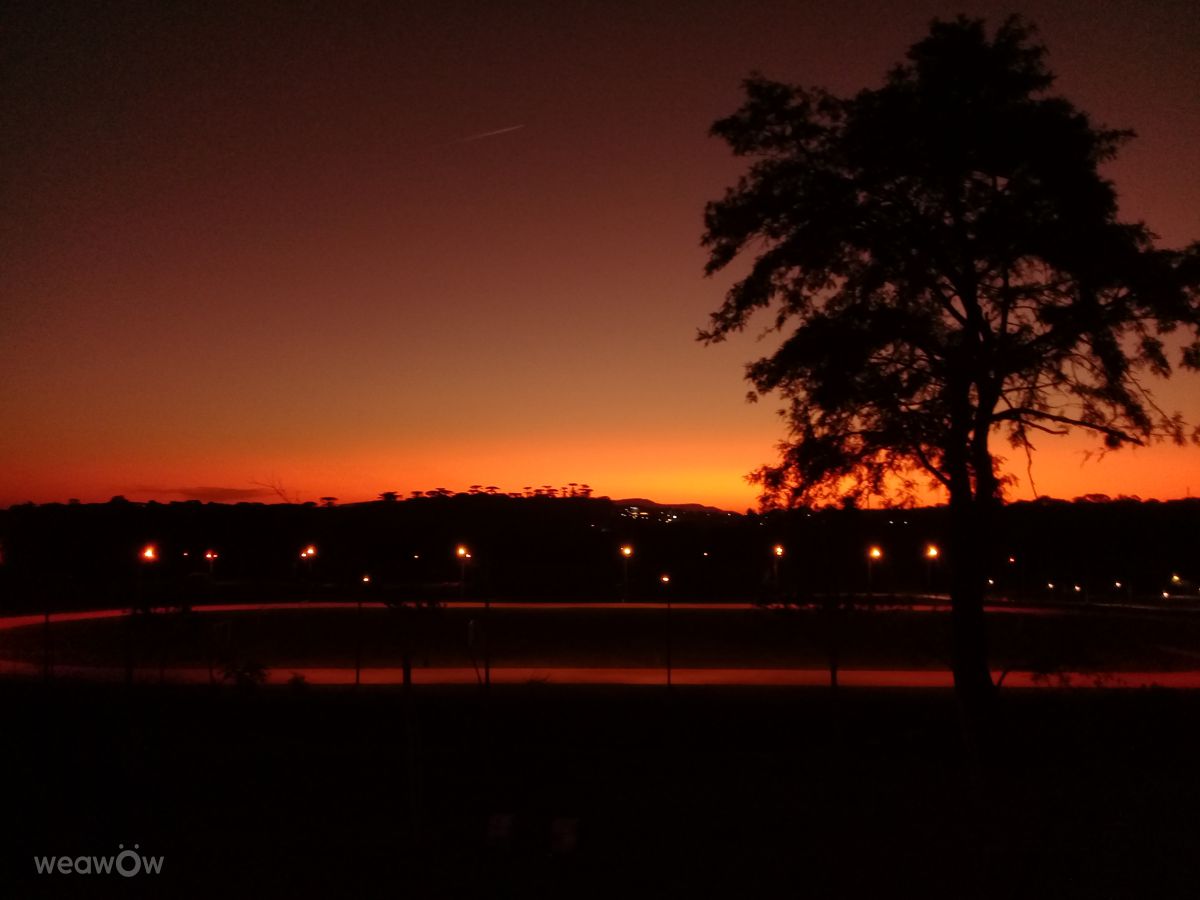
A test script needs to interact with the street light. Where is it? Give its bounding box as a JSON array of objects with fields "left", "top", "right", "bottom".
[
  {"left": 204, "top": 550, "right": 218, "bottom": 576},
  {"left": 620, "top": 544, "right": 633, "bottom": 601},
  {"left": 867, "top": 545, "right": 882, "bottom": 598},
  {"left": 130, "top": 543, "right": 159, "bottom": 681},
  {"left": 356, "top": 574, "right": 371, "bottom": 686},
  {"left": 924, "top": 544, "right": 939, "bottom": 594},
  {"left": 772, "top": 544, "right": 785, "bottom": 596},
  {"left": 660, "top": 573, "right": 672, "bottom": 687},
  {"left": 456, "top": 545, "right": 471, "bottom": 598}
]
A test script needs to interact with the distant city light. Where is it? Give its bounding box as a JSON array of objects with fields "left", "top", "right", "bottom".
[
  {"left": 140, "top": 544, "right": 157, "bottom": 562},
  {"left": 660, "top": 574, "right": 670, "bottom": 584},
  {"left": 925, "top": 544, "right": 939, "bottom": 559},
  {"left": 620, "top": 545, "right": 633, "bottom": 558},
  {"left": 868, "top": 546, "right": 882, "bottom": 560},
  {"left": 362, "top": 575, "right": 370, "bottom": 583},
  {"left": 773, "top": 544, "right": 785, "bottom": 558}
]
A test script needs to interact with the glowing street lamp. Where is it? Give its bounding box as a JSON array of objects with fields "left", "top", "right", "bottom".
[
  {"left": 456, "top": 545, "right": 470, "bottom": 598},
  {"left": 772, "top": 544, "right": 785, "bottom": 595},
  {"left": 867, "top": 545, "right": 882, "bottom": 598},
  {"left": 620, "top": 544, "right": 633, "bottom": 601},
  {"left": 924, "top": 544, "right": 939, "bottom": 594},
  {"left": 355, "top": 574, "right": 371, "bottom": 686},
  {"left": 204, "top": 549, "right": 218, "bottom": 576},
  {"left": 130, "top": 542, "right": 160, "bottom": 676},
  {"left": 299, "top": 544, "right": 317, "bottom": 578},
  {"left": 660, "top": 573, "right": 673, "bottom": 687}
]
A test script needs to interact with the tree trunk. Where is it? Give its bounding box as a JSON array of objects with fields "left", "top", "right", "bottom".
[{"left": 948, "top": 499, "right": 996, "bottom": 709}]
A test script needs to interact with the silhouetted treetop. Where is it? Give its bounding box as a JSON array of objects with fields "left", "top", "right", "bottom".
[
  {"left": 702, "top": 14, "right": 1198, "bottom": 509},
  {"left": 701, "top": 14, "right": 1199, "bottom": 702}
]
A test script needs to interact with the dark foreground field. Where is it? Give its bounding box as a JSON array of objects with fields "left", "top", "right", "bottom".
[{"left": 3, "top": 681, "right": 1200, "bottom": 899}]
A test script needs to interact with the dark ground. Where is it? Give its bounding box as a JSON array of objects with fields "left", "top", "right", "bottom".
[
  {"left": 7, "top": 603, "right": 1200, "bottom": 674},
  {"left": 3, "top": 680, "right": 1200, "bottom": 899}
]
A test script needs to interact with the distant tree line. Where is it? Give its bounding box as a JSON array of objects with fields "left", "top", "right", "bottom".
[{"left": 0, "top": 494, "right": 1194, "bottom": 614}]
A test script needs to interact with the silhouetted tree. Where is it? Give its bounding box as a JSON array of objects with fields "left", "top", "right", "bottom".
[
  {"left": 379, "top": 491, "right": 399, "bottom": 503},
  {"left": 701, "top": 16, "right": 1199, "bottom": 705}
]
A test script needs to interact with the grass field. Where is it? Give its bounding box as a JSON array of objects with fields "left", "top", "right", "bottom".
[{"left": 3, "top": 680, "right": 1200, "bottom": 898}]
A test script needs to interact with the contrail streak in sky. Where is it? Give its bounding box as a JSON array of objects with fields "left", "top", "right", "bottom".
[{"left": 453, "top": 124, "right": 525, "bottom": 144}]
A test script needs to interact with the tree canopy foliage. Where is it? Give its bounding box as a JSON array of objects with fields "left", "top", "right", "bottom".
[{"left": 701, "top": 15, "right": 1200, "bottom": 511}]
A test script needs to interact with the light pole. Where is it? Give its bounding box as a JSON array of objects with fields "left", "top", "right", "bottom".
[
  {"left": 356, "top": 575, "right": 370, "bottom": 686},
  {"left": 772, "top": 544, "right": 785, "bottom": 599},
  {"left": 660, "top": 574, "right": 672, "bottom": 687},
  {"left": 456, "top": 545, "right": 471, "bottom": 599},
  {"left": 924, "top": 544, "right": 939, "bottom": 595},
  {"left": 131, "top": 543, "right": 157, "bottom": 683},
  {"left": 459, "top": 545, "right": 485, "bottom": 685},
  {"left": 300, "top": 544, "right": 317, "bottom": 579},
  {"left": 867, "top": 545, "right": 882, "bottom": 599},
  {"left": 204, "top": 550, "right": 218, "bottom": 577},
  {"left": 620, "top": 544, "right": 633, "bottom": 602}
]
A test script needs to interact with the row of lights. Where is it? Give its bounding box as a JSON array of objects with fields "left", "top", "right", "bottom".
[
  {"left": 139, "top": 540, "right": 929, "bottom": 566},
  {"left": 139, "top": 541, "right": 1190, "bottom": 595}
]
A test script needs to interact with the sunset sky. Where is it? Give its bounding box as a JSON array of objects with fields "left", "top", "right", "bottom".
[{"left": 2, "top": 0, "right": 1197, "bottom": 511}]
